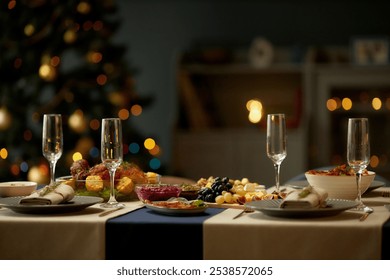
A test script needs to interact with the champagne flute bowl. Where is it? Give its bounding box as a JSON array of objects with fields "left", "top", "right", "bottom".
[
  {"left": 266, "top": 113, "right": 287, "bottom": 193},
  {"left": 100, "top": 118, "right": 125, "bottom": 208},
  {"left": 42, "top": 114, "right": 63, "bottom": 186}
]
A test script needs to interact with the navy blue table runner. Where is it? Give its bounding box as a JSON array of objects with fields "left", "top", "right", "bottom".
[{"left": 106, "top": 207, "right": 225, "bottom": 260}]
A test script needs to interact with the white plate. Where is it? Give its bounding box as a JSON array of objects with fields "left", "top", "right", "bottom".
[
  {"left": 246, "top": 199, "right": 359, "bottom": 218},
  {"left": 145, "top": 202, "right": 208, "bottom": 215},
  {"left": 0, "top": 196, "right": 103, "bottom": 214}
]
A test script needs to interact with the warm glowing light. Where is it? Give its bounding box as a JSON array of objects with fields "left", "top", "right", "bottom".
[
  {"left": 96, "top": 74, "right": 107, "bottom": 85},
  {"left": 10, "top": 164, "right": 20, "bottom": 176},
  {"left": 64, "top": 29, "right": 77, "bottom": 44},
  {"left": 88, "top": 51, "right": 103, "bottom": 63},
  {"left": 90, "top": 119, "right": 100, "bottom": 130},
  {"left": 372, "top": 97, "right": 382, "bottom": 110},
  {"left": 370, "top": 155, "right": 379, "bottom": 168},
  {"left": 0, "top": 107, "right": 12, "bottom": 130},
  {"left": 130, "top": 104, "right": 142, "bottom": 116},
  {"left": 77, "top": 1, "right": 91, "bottom": 14},
  {"left": 69, "top": 110, "right": 87, "bottom": 133},
  {"left": 0, "top": 148, "right": 8, "bottom": 159},
  {"left": 83, "top": 21, "right": 93, "bottom": 31},
  {"left": 326, "top": 99, "right": 338, "bottom": 111},
  {"left": 246, "top": 99, "right": 262, "bottom": 111},
  {"left": 39, "top": 63, "right": 56, "bottom": 81},
  {"left": 149, "top": 144, "right": 160, "bottom": 156},
  {"left": 144, "top": 138, "right": 156, "bottom": 150},
  {"left": 93, "top": 21, "right": 104, "bottom": 31},
  {"left": 28, "top": 165, "right": 48, "bottom": 184},
  {"left": 118, "top": 109, "right": 130, "bottom": 120},
  {"left": 24, "top": 24, "right": 35, "bottom": 36},
  {"left": 50, "top": 56, "right": 61, "bottom": 67},
  {"left": 342, "top": 98, "right": 352, "bottom": 110},
  {"left": 8, "top": 0, "right": 16, "bottom": 9},
  {"left": 72, "top": 152, "right": 83, "bottom": 161},
  {"left": 246, "top": 99, "right": 263, "bottom": 123}
]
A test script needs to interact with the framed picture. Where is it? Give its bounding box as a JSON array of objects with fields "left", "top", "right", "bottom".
[{"left": 351, "top": 37, "right": 389, "bottom": 65}]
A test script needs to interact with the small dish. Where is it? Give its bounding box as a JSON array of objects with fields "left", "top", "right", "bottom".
[
  {"left": 0, "top": 181, "right": 37, "bottom": 197},
  {"left": 135, "top": 184, "right": 181, "bottom": 202}
]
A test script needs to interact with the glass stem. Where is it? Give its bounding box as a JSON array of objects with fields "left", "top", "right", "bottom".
[
  {"left": 355, "top": 172, "right": 363, "bottom": 206},
  {"left": 108, "top": 168, "right": 117, "bottom": 203},
  {"left": 49, "top": 160, "right": 56, "bottom": 186},
  {"left": 274, "top": 163, "right": 281, "bottom": 193}
]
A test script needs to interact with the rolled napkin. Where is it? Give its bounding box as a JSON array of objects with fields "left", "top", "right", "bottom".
[
  {"left": 280, "top": 186, "right": 328, "bottom": 209},
  {"left": 19, "top": 183, "right": 75, "bottom": 205}
]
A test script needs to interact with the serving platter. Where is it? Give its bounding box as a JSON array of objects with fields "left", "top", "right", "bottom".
[
  {"left": 144, "top": 199, "right": 208, "bottom": 216},
  {"left": 246, "top": 199, "right": 359, "bottom": 218},
  {"left": 0, "top": 196, "right": 103, "bottom": 214}
]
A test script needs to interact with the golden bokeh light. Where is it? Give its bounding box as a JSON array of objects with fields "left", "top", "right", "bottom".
[
  {"left": 246, "top": 99, "right": 263, "bottom": 123},
  {"left": 64, "top": 29, "right": 77, "bottom": 44},
  {"left": 118, "top": 109, "right": 130, "bottom": 120},
  {"left": 370, "top": 155, "right": 379, "bottom": 168},
  {"left": 24, "top": 24, "right": 35, "bottom": 36},
  {"left": 372, "top": 97, "right": 382, "bottom": 110},
  {"left": 326, "top": 99, "right": 338, "bottom": 111},
  {"left": 77, "top": 1, "right": 91, "bottom": 14},
  {"left": 341, "top": 98, "right": 352, "bottom": 110},
  {"left": 144, "top": 138, "right": 156, "bottom": 150},
  {"left": 39, "top": 63, "right": 56, "bottom": 81},
  {"left": 0, "top": 148, "right": 8, "bottom": 159},
  {"left": 130, "top": 104, "right": 142, "bottom": 116},
  {"left": 72, "top": 152, "right": 83, "bottom": 161},
  {"left": 69, "top": 110, "right": 87, "bottom": 133}
]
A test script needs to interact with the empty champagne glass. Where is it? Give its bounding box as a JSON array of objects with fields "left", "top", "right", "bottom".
[
  {"left": 347, "top": 118, "right": 371, "bottom": 211},
  {"left": 266, "top": 114, "right": 287, "bottom": 193},
  {"left": 42, "top": 114, "right": 63, "bottom": 186},
  {"left": 101, "top": 118, "right": 125, "bottom": 208}
]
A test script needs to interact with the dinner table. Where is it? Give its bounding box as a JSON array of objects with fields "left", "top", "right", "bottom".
[{"left": 0, "top": 185, "right": 389, "bottom": 260}]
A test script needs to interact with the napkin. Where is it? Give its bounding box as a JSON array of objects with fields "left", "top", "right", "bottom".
[
  {"left": 280, "top": 186, "right": 328, "bottom": 209},
  {"left": 19, "top": 183, "right": 75, "bottom": 205}
]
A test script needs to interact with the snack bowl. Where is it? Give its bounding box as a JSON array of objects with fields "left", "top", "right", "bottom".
[
  {"left": 135, "top": 184, "right": 182, "bottom": 202},
  {"left": 0, "top": 181, "right": 38, "bottom": 197},
  {"left": 305, "top": 171, "right": 375, "bottom": 200}
]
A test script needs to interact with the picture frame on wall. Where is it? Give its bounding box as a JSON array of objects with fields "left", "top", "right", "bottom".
[{"left": 351, "top": 37, "right": 389, "bottom": 65}]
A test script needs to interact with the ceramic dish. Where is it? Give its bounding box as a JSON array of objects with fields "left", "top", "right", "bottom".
[
  {"left": 246, "top": 199, "right": 358, "bottom": 218},
  {"left": 0, "top": 196, "right": 103, "bottom": 214},
  {"left": 0, "top": 181, "right": 37, "bottom": 197}
]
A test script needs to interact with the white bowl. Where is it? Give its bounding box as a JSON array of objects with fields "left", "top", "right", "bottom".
[
  {"left": 305, "top": 171, "right": 375, "bottom": 200},
  {"left": 0, "top": 181, "right": 38, "bottom": 197}
]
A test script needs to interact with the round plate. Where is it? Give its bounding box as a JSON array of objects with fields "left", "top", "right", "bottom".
[
  {"left": 0, "top": 196, "right": 103, "bottom": 214},
  {"left": 246, "top": 199, "right": 359, "bottom": 218},
  {"left": 145, "top": 203, "right": 208, "bottom": 216}
]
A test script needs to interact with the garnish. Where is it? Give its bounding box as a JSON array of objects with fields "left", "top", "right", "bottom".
[{"left": 298, "top": 186, "right": 313, "bottom": 198}]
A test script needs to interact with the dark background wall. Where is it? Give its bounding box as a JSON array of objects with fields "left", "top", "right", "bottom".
[{"left": 115, "top": 0, "right": 390, "bottom": 171}]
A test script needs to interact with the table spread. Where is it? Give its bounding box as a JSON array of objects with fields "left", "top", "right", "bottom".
[{"left": 0, "top": 188, "right": 389, "bottom": 260}]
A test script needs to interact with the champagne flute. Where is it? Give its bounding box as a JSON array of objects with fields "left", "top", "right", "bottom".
[
  {"left": 266, "top": 114, "right": 287, "bottom": 193},
  {"left": 347, "top": 118, "right": 371, "bottom": 211},
  {"left": 42, "top": 114, "right": 63, "bottom": 186},
  {"left": 101, "top": 118, "right": 125, "bottom": 208}
]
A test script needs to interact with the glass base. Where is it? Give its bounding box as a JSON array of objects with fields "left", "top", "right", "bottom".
[{"left": 100, "top": 201, "right": 125, "bottom": 209}]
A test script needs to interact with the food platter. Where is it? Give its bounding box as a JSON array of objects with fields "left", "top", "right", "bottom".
[
  {"left": 246, "top": 199, "right": 359, "bottom": 218},
  {"left": 144, "top": 198, "right": 208, "bottom": 216},
  {"left": 0, "top": 196, "right": 103, "bottom": 214}
]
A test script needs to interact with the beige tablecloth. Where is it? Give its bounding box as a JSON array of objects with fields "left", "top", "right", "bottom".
[
  {"left": 203, "top": 188, "right": 390, "bottom": 260},
  {"left": 0, "top": 200, "right": 143, "bottom": 260}
]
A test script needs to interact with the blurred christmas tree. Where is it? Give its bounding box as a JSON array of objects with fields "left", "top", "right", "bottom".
[{"left": 0, "top": 0, "right": 161, "bottom": 183}]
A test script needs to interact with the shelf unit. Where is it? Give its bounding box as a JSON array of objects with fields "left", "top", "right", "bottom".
[{"left": 174, "top": 51, "right": 390, "bottom": 185}]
